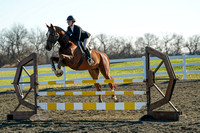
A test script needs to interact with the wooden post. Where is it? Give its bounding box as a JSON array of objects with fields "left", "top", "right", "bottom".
[
  {"left": 183, "top": 54, "right": 187, "bottom": 80},
  {"left": 145, "top": 47, "right": 151, "bottom": 116},
  {"left": 33, "top": 53, "right": 38, "bottom": 115}
]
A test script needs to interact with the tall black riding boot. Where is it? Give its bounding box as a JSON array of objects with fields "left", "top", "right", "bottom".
[{"left": 85, "top": 48, "right": 94, "bottom": 66}]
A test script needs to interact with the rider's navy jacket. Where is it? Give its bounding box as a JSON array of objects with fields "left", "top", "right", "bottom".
[{"left": 67, "top": 25, "right": 90, "bottom": 43}]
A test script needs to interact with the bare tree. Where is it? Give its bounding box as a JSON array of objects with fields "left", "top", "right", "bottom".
[
  {"left": 144, "top": 33, "right": 159, "bottom": 47},
  {"left": 1, "top": 22, "right": 199, "bottom": 67},
  {"left": 13, "top": 24, "right": 28, "bottom": 56},
  {"left": 0, "top": 30, "right": 7, "bottom": 55},
  {"left": 28, "top": 27, "right": 47, "bottom": 63},
  {"left": 170, "top": 34, "right": 184, "bottom": 55},
  {"left": 0, "top": 30, "right": 10, "bottom": 67},
  {"left": 134, "top": 37, "right": 146, "bottom": 55},
  {"left": 122, "top": 37, "right": 135, "bottom": 57},
  {"left": 28, "top": 28, "right": 46, "bottom": 53},
  {"left": 161, "top": 34, "right": 174, "bottom": 55},
  {"left": 1, "top": 24, "right": 28, "bottom": 63},
  {"left": 184, "top": 35, "right": 200, "bottom": 55},
  {"left": 119, "top": 41, "right": 134, "bottom": 58},
  {"left": 96, "top": 34, "right": 109, "bottom": 54},
  {"left": 89, "top": 36, "right": 98, "bottom": 50},
  {"left": 134, "top": 33, "right": 159, "bottom": 55},
  {"left": 109, "top": 36, "right": 124, "bottom": 57}
]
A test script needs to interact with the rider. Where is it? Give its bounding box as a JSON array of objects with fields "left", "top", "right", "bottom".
[{"left": 65, "top": 15, "right": 94, "bottom": 66}]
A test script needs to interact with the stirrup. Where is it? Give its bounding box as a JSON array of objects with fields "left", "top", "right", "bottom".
[{"left": 87, "top": 58, "right": 94, "bottom": 66}]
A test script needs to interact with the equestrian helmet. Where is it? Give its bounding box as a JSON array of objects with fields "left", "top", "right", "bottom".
[{"left": 67, "top": 15, "right": 76, "bottom": 22}]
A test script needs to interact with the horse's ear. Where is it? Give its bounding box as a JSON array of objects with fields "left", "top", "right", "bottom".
[
  {"left": 51, "top": 24, "right": 56, "bottom": 31},
  {"left": 46, "top": 23, "right": 50, "bottom": 28}
]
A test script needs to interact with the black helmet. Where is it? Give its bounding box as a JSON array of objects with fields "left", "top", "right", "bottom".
[{"left": 67, "top": 15, "right": 76, "bottom": 22}]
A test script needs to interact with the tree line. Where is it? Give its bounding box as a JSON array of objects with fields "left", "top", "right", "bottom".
[{"left": 0, "top": 24, "right": 200, "bottom": 67}]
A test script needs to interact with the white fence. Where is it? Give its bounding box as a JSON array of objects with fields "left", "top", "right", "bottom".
[{"left": 0, "top": 54, "right": 200, "bottom": 89}]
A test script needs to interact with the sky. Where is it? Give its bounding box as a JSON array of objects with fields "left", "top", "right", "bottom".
[{"left": 0, "top": 0, "right": 200, "bottom": 38}]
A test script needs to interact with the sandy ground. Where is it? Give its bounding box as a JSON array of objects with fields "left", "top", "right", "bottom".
[{"left": 0, "top": 80, "right": 200, "bottom": 132}]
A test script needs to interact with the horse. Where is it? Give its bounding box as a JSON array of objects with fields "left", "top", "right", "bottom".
[{"left": 45, "top": 24, "right": 118, "bottom": 103}]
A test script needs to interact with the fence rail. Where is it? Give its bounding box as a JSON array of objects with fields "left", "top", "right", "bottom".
[{"left": 0, "top": 54, "right": 200, "bottom": 89}]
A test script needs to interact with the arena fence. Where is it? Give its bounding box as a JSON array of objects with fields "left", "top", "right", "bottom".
[{"left": 0, "top": 54, "right": 200, "bottom": 89}]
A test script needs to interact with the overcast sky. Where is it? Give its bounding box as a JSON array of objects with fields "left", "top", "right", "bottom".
[{"left": 1, "top": 0, "right": 200, "bottom": 38}]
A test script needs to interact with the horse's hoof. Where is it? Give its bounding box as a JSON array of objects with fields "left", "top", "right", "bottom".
[
  {"left": 112, "top": 95, "right": 118, "bottom": 102},
  {"left": 99, "top": 98, "right": 103, "bottom": 103},
  {"left": 56, "top": 73, "right": 62, "bottom": 77},
  {"left": 55, "top": 70, "right": 63, "bottom": 77}
]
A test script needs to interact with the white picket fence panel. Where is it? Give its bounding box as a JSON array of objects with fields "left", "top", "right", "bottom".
[{"left": 0, "top": 54, "right": 200, "bottom": 89}]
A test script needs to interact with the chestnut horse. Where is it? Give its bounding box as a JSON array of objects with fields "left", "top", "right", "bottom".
[{"left": 45, "top": 24, "right": 118, "bottom": 102}]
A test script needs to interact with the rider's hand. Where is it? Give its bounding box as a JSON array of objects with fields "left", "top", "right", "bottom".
[{"left": 66, "top": 31, "right": 72, "bottom": 36}]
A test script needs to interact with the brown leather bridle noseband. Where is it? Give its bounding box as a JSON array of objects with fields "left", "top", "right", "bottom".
[
  {"left": 47, "top": 28, "right": 60, "bottom": 46},
  {"left": 46, "top": 26, "right": 71, "bottom": 51}
]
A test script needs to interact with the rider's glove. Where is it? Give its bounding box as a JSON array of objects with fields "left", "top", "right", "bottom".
[{"left": 66, "top": 31, "right": 72, "bottom": 36}]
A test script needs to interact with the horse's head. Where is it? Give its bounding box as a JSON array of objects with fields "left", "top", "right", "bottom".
[{"left": 45, "top": 24, "right": 60, "bottom": 51}]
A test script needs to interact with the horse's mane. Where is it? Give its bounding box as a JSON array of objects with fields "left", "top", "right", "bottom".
[
  {"left": 54, "top": 26, "right": 65, "bottom": 33},
  {"left": 54, "top": 25, "right": 77, "bottom": 47}
]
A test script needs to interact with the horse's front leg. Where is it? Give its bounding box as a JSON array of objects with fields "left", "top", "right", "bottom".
[
  {"left": 50, "top": 57, "right": 59, "bottom": 71},
  {"left": 50, "top": 57, "right": 63, "bottom": 77},
  {"left": 54, "top": 54, "right": 66, "bottom": 77},
  {"left": 55, "top": 54, "right": 74, "bottom": 77}
]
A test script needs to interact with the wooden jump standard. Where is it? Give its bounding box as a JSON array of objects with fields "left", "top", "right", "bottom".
[
  {"left": 140, "top": 47, "right": 181, "bottom": 121},
  {"left": 7, "top": 47, "right": 181, "bottom": 121},
  {"left": 7, "top": 53, "right": 38, "bottom": 120}
]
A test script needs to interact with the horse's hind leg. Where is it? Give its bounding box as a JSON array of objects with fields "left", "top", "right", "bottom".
[
  {"left": 88, "top": 68, "right": 103, "bottom": 103},
  {"left": 99, "top": 61, "right": 118, "bottom": 102}
]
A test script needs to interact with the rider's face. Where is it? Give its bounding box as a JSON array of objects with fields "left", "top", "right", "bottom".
[{"left": 67, "top": 20, "right": 73, "bottom": 27}]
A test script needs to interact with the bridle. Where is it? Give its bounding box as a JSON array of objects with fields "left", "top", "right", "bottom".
[
  {"left": 47, "top": 28, "right": 69, "bottom": 48},
  {"left": 47, "top": 28, "right": 60, "bottom": 47}
]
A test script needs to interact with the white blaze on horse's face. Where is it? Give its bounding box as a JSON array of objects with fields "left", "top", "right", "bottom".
[
  {"left": 45, "top": 30, "right": 53, "bottom": 51},
  {"left": 46, "top": 30, "right": 50, "bottom": 39}
]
